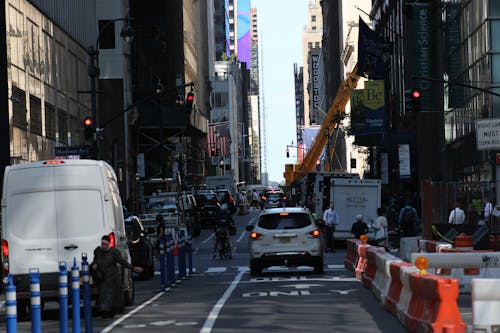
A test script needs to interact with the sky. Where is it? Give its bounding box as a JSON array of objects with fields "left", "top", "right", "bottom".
[{"left": 251, "top": 0, "right": 311, "bottom": 184}]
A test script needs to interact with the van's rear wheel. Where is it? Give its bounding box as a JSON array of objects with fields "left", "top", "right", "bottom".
[{"left": 124, "top": 275, "right": 135, "bottom": 306}]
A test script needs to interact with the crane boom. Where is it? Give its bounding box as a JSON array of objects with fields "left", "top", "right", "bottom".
[{"left": 285, "top": 64, "right": 360, "bottom": 186}]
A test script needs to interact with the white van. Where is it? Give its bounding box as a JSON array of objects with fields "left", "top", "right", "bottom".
[{"left": 1, "top": 159, "right": 134, "bottom": 315}]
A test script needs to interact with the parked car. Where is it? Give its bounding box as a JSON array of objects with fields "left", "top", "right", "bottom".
[
  {"left": 124, "top": 215, "right": 155, "bottom": 280},
  {"left": 245, "top": 207, "right": 324, "bottom": 275},
  {"left": 261, "top": 188, "right": 286, "bottom": 209},
  {"left": 194, "top": 190, "right": 221, "bottom": 227},
  {"left": 214, "top": 189, "right": 237, "bottom": 214},
  {"left": 180, "top": 192, "right": 201, "bottom": 237}
]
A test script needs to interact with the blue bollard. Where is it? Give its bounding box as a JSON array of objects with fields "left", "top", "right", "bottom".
[
  {"left": 178, "top": 230, "right": 186, "bottom": 279},
  {"left": 29, "top": 268, "right": 41, "bottom": 333},
  {"left": 59, "top": 262, "right": 69, "bottom": 333},
  {"left": 71, "top": 258, "right": 81, "bottom": 333},
  {"left": 159, "top": 234, "right": 166, "bottom": 290},
  {"left": 166, "top": 233, "right": 176, "bottom": 287},
  {"left": 6, "top": 274, "right": 17, "bottom": 333},
  {"left": 81, "top": 253, "right": 92, "bottom": 333},
  {"left": 187, "top": 233, "right": 193, "bottom": 276}
]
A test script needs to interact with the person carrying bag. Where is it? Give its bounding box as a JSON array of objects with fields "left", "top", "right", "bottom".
[{"left": 373, "top": 208, "right": 388, "bottom": 248}]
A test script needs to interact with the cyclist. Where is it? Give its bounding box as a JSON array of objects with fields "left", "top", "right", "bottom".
[{"left": 212, "top": 204, "right": 235, "bottom": 259}]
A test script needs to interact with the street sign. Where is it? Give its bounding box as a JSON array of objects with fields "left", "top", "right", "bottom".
[
  {"left": 55, "top": 145, "right": 91, "bottom": 157},
  {"left": 476, "top": 118, "right": 500, "bottom": 150}
]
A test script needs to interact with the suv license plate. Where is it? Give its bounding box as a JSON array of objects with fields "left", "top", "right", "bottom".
[{"left": 280, "top": 238, "right": 290, "bottom": 243}]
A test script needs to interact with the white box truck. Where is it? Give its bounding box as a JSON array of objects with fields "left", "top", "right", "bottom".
[
  {"left": 205, "top": 175, "right": 235, "bottom": 195},
  {"left": 1, "top": 159, "right": 135, "bottom": 315},
  {"left": 326, "top": 178, "right": 381, "bottom": 241}
]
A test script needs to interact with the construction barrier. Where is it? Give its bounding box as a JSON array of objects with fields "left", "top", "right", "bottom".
[
  {"left": 361, "top": 246, "right": 385, "bottom": 290},
  {"left": 410, "top": 252, "right": 500, "bottom": 293},
  {"left": 418, "top": 239, "right": 453, "bottom": 253},
  {"left": 385, "top": 261, "right": 414, "bottom": 316},
  {"left": 471, "top": 278, "right": 500, "bottom": 332},
  {"left": 344, "top": 239, "right": 361, "bottom": 271},
  {"left": 372, "top": 252, "right": 402, "bottom": 304},
  {"left": 355, "top": 243, "right": 371, "bottom": 280}
]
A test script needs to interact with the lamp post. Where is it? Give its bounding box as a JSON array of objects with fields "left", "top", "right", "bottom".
[{"left": 86, "top": 18, "right": 134, "bottom": 160}]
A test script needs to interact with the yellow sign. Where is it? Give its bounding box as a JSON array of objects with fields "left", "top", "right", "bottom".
[{"left": 363, "top": 80, "right": 385, "bottom": 110}]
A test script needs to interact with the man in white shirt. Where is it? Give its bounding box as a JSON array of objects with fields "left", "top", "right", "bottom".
[
  {"left": 322, "top": 202, "right": 339, "bottom": 252},
  {"left": 484, "top": 197, "right": 493, "bottom": 223},
  {"left": 449, "top": 203, "right": 465, "bottom": 224}
]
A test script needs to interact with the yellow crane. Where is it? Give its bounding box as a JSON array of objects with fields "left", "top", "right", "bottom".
[{"left": 284, "top": 64, "right": 360, "bottom": 186}]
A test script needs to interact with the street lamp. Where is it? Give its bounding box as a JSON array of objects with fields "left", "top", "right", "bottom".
[{"left": 86, "top": 18, "right": 134, "bottom": 159}]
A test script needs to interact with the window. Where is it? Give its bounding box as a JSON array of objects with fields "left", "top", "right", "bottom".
[
  {"left": 57, "top": 111, "right": 68, "bottom": 144},
  {"left": 12, "top": 86, "right": 27, "bottom": 129},
  {"left": 214, "top": 92, "right": 229, "bottom": 107},
  {"left": 98, "top": 20, "right": 115, "bottom": 49},
  {"left": 45, "top": 102, "right": 56, "bottom": 139},
  {"left": 311, "top": 15, "right": 316, "bottom": 22},
  {"left": 308, "top": 42, "right": 313, "bottom": 49},
  {"left": 258, "top": 213, "right": 312, "bottom": 230},
  {"left": 29, "top": 95, "right": 42, "bottom": 135}
]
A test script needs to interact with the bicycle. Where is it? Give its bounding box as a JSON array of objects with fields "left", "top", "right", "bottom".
[{"left": 215, "top": 228, "right": 232, "bottom": 259}]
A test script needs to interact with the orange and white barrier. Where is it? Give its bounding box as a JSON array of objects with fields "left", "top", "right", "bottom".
[
  {"left": 344, "top": 239, "right": 362, "bottom": 271},
  {"left": 418, "top": 239, "right": 453, "bottom": 253},
  {"left": 355, "top": 243, "right": 371, "bottom": 280},
  {"left": 472, "top": 278, "right": 500, "bottom": 332},
  {"left": 372, "top": 252, "right": 401, "bottom": 304},
  {"left": 410, "top": 252, "right": 500, "bottom": 293},
  {"left": 361, "top": 246, "right": 385, "bottom": 290}
]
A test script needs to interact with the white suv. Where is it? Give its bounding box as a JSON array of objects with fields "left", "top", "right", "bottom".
[{"left": 245, "top": 207, "right": 324, "bottom": 275}]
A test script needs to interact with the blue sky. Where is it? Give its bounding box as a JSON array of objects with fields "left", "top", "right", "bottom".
[{"left": 251, "top": 0, "right": 310, "bottom": 183}]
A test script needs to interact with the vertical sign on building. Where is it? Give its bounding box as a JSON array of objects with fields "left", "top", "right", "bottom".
[
  {"left": 412, "top": 3, "right": 433, "bottom": 109},
  {"left": 446, "top": 2, "right": 464, "bottom": 108},
  {"left": 310, "top": 50, "right": 320, "bottom": 123}
]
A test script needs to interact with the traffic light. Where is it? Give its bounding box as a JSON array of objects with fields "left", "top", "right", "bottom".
[
  {"left": 210, "top": 146, "right": 216, "bottom": 157},
  {"left": 83, "top": 117, "right": 93, "bottom": 141},
  {"left": 184, "top": 91, "right": 194, "bottom": 113},
  {"left": 404, "top": 88, "right": 421, "bottom": 112},
  {"left": 286, "top": 147, "right": 290, "bottom": 158}
]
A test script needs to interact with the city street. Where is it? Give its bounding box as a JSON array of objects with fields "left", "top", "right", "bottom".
[{"left": 11, "top": 210, "right": 413, "bottom": 333}]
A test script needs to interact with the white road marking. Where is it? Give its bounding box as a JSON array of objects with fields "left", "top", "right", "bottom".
[
  {"left": 236, "top": 231, "right": 247, "bottom": 243},
  {"left": 200, "top": 269, "right": 246, "bottom": 333},
  {"left": 206, "top": 267, "right": 227, "bottom": 273},
  {"left": 99, "top": 291, "right": 165, "bottom": 333},
  {"left": 327, "top": 264, "right": 345, "bottom": 269},
  {"left": 202, "top": 232, "right": 216, "bottom": 244},
  {"left": 329, "top": 289, "right": 357, "bottom": 295},
  {"left": 150, "top": 320, "right": 176, "bottom": 326}
]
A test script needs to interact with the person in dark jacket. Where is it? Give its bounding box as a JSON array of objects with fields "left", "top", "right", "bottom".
[
  {"left": 350, "top": 214, "right": 369, "bottom": 240},
  {"left": 92, "top": 235, "right": 143, "bottom": 318}
]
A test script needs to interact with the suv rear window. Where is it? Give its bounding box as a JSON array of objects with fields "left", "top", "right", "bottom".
[
  {"left": 258, "top": 213, "right": 312, "bottom": 230},
  {"left": 195, "top": 193, "right": 218, "bottom": 203}
]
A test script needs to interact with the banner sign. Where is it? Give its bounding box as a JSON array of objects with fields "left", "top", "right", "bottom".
[
  {"left": 356, "top": 17, "right": 389, "bottom": 80},
  {"left": 412, "top": 3, "right": 433, "bottom": 108},
  {"left": 350, "top": 81, "right": 385, "bottom": 135}
]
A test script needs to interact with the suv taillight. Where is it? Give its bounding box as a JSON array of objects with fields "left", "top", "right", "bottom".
[
  {"left": 228, "top": 197, "right": 233, "bottom": 204},
  {"left": 250, "top": 232, "right": 264, "bottom": 240},
  {"left": 307, "top": 229, "right": 321, "bottom": 238},
  {"left": 109, "top": 232, "right": 116, "bottom": 247},
  {"left": 2, "top": 239, "right": 9, "bottom": 277}
]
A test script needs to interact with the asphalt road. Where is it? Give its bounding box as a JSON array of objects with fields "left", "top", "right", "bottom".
[{"left": 7, "top": 209, "right": 441, "bottom": 332}]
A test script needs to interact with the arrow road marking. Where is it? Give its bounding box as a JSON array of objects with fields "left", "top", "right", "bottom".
[{"left": 328, "top": 289, "right": 357, "bottom": 295}]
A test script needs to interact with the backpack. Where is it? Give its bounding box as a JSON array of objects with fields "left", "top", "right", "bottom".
[{"left": 400, "top": 207, "right": 417, "bottom": 236}]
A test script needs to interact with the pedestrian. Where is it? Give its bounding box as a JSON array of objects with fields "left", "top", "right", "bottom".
[
  {"left": 91, "top": 235, "right": 143, "bottom": 318},
  {"left": 483, "top": 197, "right": 493, "bottom": 225},
  {"left": 398, "top": 199, "right": 419, "bottom": 237},
  {"left": 448, "top": 202, "right": 465, "bottom": 224},
  {"left": 322, "top": 202, "right": 339, "bottom": 252},
  {"left": 251, "top": 189, "right": 259, "bottom": 209},
  {"left": 373, "top": 208, "right": 388, "bottom": 248},
  {"left": 351, "top": 214, "right": 369, "bottom": 240},
  {"left": 466, "top": 203, "right": 480, "bottom": 226}
]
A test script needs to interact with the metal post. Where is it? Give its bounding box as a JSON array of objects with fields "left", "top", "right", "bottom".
[
  {"left": 178, "top": 230, "right": 186, "bottom": 279},
  {"left": 71, "top": 258, "right": 81, "bottom": 333},
  {"left": 6, "top": 274, "right": 17, "bottom": 333},
  {"left": 159, "top": 234, "right": 166, "bottom": 290},
  {"left": 59, "top": 262, "right": 69, "bottom": 333},
  {"left": 81, "top": 253, "right": 92, "bottom": 333},
  {"left": 166, "top": 233, "right": 176, "bottom": 287},
  {"left": 29, "top": 268, "right": 41, "bottom": 333},
  {"left": 87, "top": 46, "right": 100, "bottom": 160},
  {"left": 187, "top": 233, "right": 193, "bottom": 276}
]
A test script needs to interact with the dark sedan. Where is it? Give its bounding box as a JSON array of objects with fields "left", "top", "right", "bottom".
[{"left": 124, "top": 215, "right": 155, "bottom": 280}]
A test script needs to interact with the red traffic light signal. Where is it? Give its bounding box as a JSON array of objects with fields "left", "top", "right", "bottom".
[
  {"left": 411, "top": 89, "right": 421, "bottom": 100},
  {"left": 286, "top": 148, "right": 290, "bottom": 158},
  {"left": 184, "top": 92, "right": 194, "bottom": 113},
  {"left": 210, "top": 146, "right": 216, "bottom": 157},
  {"left": 186, "top": 92, "right": 194, "bottom": 103},
  {"left": 83, "top": 117, "right": 93, "bottom": 141}
]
